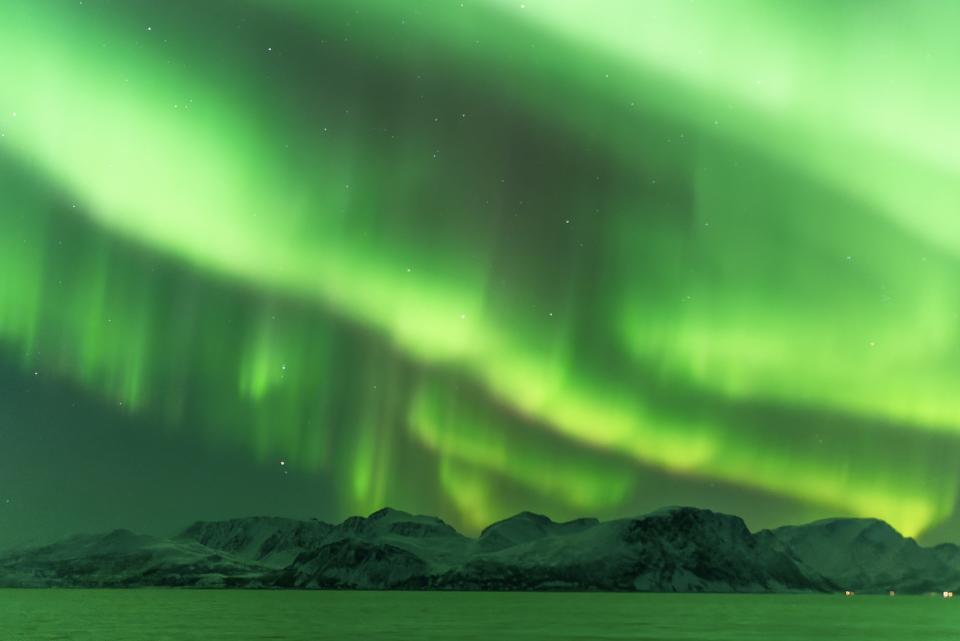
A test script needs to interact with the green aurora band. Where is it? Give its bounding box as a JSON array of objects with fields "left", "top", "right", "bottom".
[{"left": 2, "top": 0, "right": 960, "bottom": 537}]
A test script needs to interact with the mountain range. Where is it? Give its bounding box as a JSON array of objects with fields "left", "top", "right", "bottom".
[{"left": 2, "top": 506, "right": 958, "bottom": 593}]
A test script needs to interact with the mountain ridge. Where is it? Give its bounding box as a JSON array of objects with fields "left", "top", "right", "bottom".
[{"left": 2, "top": 506, "right": 958, "bottom": 593}]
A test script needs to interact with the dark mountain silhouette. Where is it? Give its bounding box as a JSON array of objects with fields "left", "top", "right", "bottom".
[{"left": 2, "top": 507, "right": 957, "bottom": 593}]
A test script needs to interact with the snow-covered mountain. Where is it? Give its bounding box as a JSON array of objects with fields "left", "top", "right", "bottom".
[
  {"left": 476, "top": 511, "right": 600, "bottom": 552},
  {"left": 179, "top": 516, "right": 334, "bottom": 569},
  {"left": 763, "top": 517, "right": 960, "bottom": 593},
  {"left": 432, "top": 507, "right": 831, "bottom": 591},
  {"left": 0, "top": 528, "right": 265, "bottom": 587},
  {"left": 2, "top": 507, "right": 958, "bottom": 593}
]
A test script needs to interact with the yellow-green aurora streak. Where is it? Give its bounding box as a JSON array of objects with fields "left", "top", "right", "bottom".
[{"left": 2, "top": 0, "right": 960, "bottom": 536}]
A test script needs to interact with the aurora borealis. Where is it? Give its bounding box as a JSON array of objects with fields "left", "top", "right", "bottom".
[{"left": 3, "top": 0, "right": 960, "bottom": 548}]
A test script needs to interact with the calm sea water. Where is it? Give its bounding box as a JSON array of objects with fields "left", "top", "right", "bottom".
[{"left": 1, "top": 590, "right": 957, "bottom": 640}]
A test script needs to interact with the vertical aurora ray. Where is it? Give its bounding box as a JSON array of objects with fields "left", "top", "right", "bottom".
[{"left": 2, "top": 0, "right": 960, "bottom": 539}]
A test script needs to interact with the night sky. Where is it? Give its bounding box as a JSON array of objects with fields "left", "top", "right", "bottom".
[{"left": 3, "top": 0, "right": 960, "bottom": 550}]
